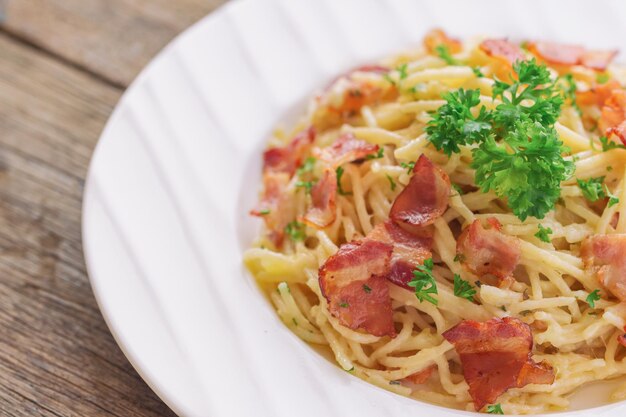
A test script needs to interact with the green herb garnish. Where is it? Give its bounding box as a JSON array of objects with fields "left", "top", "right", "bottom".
[
  {"left": 486, "top": 403, "right": 504, "bottom": 414},
  {"left": 586, "top": 289, "right": 601, "bottom": 308},
  {"left": 577, "top": 176, "right": 606, "bottom": 202},
  {"left": 535, "top": 224, "right": 553, "bottom": 243},
  {"left": 285, "top": 221, "right": 306, "bottom": 242},
  {"left": 408, "top": 258, "right": 438, "bottom": 305},
  {"left": 453, "top": 274, "right": 476, "bottom": 302},
  {"left": 336, "top": 166, "right": 352, "bottom": 196}
]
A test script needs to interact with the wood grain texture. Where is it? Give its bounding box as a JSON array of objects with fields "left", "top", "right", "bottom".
[
  {"left": 0, "top": 29, "right": 177, "bottom": 417},
  {"left": 2, "top": 0, "right": 224, "bottom": 87}
]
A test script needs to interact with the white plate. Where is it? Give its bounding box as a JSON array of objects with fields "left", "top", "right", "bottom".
[{"left": 82, "top": 0, "right": 626, "bottom": 415}]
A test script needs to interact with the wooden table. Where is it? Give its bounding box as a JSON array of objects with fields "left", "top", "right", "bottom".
[{"left": 0, "top": 1, "right": 225, "bottom": 415}]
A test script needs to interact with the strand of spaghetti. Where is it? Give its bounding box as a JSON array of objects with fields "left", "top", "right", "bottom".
[
  {"left": 563, "top": 197, "right": 601, "bottom": 225},
  {"left": 348, "top": 339, "right": 377, "bottom": 367},
  {"left": 616, "top": 169, "right": 626, "bottom": 232},
  {"left": 369, "top": 341, "right": 454, "bottom": 379},
  {"left": 277, "top": 282, "right": 324, "bottom": 334},
  {"left": 369, "top": 313, "right": 415, "bottom": 360},
  {"left": 344, "top": 164, "right": 373, "bottom": 234},
  {"left": 271, "top": 290, "right": 327, "bottom": 344},
  {"left": 448, "top": 193, "right": 476, "bottom": 225},
  {"left": 434, "top": 355, "right": 470, "bottom": 397},
  {"left": 399, "top": 100, "right": 447, "bottom": 114},
  {"left": 360, "top": 105, "right": 378, "bottom": 127},
  {"left": 555, "top": 122, "right": 590, "bottom": 153},
  {"left": 403, "top": 66, "right": 475, "bottom": 88},
  {"left": 389, "top": 285, "right": 447, "bottom": 332},
  {"left": 574, "top": 149, "right": 626, "bottom": 179},
  {"left": 393, "top": 133, "right": 428, "bottom": 161},
  {"left": 348, "top": 126, "right": 406, "bottom": 146},
  {"left": 519, "top": 241, "right": 590, "bottom": 287},
  {"left": 243, "top": 248, "right": 315, "bottom": 283},
  {"left": 312, "top": 306, "right": 354, "bottom": 371},
  {"left": 290, "top": 282, "right": 319, "bottom": 324}
]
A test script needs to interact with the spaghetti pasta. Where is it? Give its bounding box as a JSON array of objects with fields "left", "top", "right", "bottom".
[{"left": 244, "top": 30, "right": 626, "bottom": 414}]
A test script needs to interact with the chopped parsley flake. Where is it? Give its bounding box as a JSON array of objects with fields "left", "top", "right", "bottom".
[
  {"left": 389, "top": 380, "right": 402, "bottom": 385},
  {"left": 297, "top": 157, "right": 316, "bottom": 175},
  {"left": 586, "top": 289, "right": 601, "bottom": 308},
  {"left": 577, "top": 176, "right": 606, "bottom": 202},
  {"left": 535, "top": 224, "right": 553, "bottom": 243},
  {"left": 365, "top": 147, "right": 384, "bottom": 160},
  {"left": 408, "top": 258, "right": 438, "bottom": 305},
  {"left": 258, "top": 209, "right": 270, "bottom": 215},
  {"left": 285, "top": 221, "right": 306, "bottom": 242},
  {"left": 596, "top": 73, "right": 610, "bottom": 84},
  {"left": 363, "top": 284, "right": 372, "bottom": 294},
  {"left": 472, "top": 67, "right": 485, "bottom": 78},
  {"left": 600, "top": 136, "right": 626, "bottom": 151},
  {"left": 336, "top": 166, "right": 352, "bottom": 196},
  {"left": 339, "top": 301, "right": 349, "bottom": 308},
  {"left": 386, "top": 174, "right": 397, "bottom": 191},
  {"left": 435, "top": 44, "right": 458, "bottom": 65},
  {"left": 295, "top": 180, "right": 315, "bottom": 194},
  {"left": 400, "top": 161, "right": 415, "bottom": 175},
  {"left": 606, "top": 185, "right": 620, "bottom": 207},
  {"left": 454, "top": 253, "right": 466, "bottom": 263},
  {"left": 486, "top": 403, "right": 504, "bottom": 414},
  {"left": 453, "top": 274, "right": 476, "bottom": 302}
]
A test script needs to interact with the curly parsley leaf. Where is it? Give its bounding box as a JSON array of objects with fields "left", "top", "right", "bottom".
[
  {"left": 486, "top": 403, "right": 504, "bottom": 414},
  {"left": 586, "top": 289, "right": 601, "bottom": 308},
  {"left": 472, "top": 121, "right": 574, "bottom": 220},
  {"left": 365, "top": 147, "right": 384, "bottom": 160},
  {"left": 426, "top": 89, "right": 493, "bottom": 156},
  {"left": 535, "top": 224, "right": 553, "bottom": 243},
  {"left": 408, "top": 258, "right": 438, "bottom": 305},
  {"left": 295, "top": 180, "right": 315, "bottom": 194},
  {"left": 386, "top": 174, "right": 396, "bottom": 191},
  {"left": 400, "top": 161, "right": 415, "bottom": 174},
  {"left": 577, "top": 176, "right": 606, "bottom": 202},
  {"left": 453, "top": 274, "right": 476, "bottom": 302},
  {"left": 297, "top": 157, "right": 316, "bottom": 176}
]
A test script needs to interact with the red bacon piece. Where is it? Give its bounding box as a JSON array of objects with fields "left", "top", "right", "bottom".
[
  {"left": 404, "top": 365, "right": 435, "bottom": 385},
  {"left": 581, "top": 234, "right": 626, "bottom": 302},
  {"left": 302, "top": 169, "right": 337, "bottom": 228},
  {"left": 528, "top": 41, "right": 617, "bottom": 71},
  {"left": 456, "top": 218, "right": 520, "bottom": 287},
  {"left": 423, "top": 28, "right": 462, "bottom": 54},
  {"left": 479, "top": 39, "right": 525, "bottom": 65},
  {"left": 576, "top": 79, "right": 621, "bottom": 107},
  {"left": 314, "top": 132, "right": 380, "bottom": 168},
  {"left": 319, "top": 240, "right": 396, "bottom": 337},
  {"left": 368, "top": 220, "right": 432, "bottom": 289},
  {"left": 250, "top": 172, "right": 294, "bottom": 247},
  {"left": 263, "top": 127, "right": 315, "bottom": 176},
  {"left": 443, "top": 317, "right": 555, "bottom": 411},
  {"left": 390, "top": 155, "right": 451, "bottom": 235},
  {"left": 598, "top": 89, "right": 626, "bottom": 144}
]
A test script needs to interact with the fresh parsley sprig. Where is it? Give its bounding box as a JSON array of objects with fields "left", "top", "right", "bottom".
[
  {"left": 408, "top": 258, "right": 438, "bottom": 305},
  {"left": 577, "top": 176, "right": 606, "bottom": 202},
  {"left": 285, "top": 221, "right": 306, "bottom": 242},
  {"left": 427, "top": 59, "right": 574, "bottom": 220},
  {"left": 435, "top": 44, "right": 458, "bottom": 65},
  {"left": 486, "top": 403, "right": 504, "bottom": 414},
  {"left": 336, "top": 166, "right": 352, "bottom": 196}
]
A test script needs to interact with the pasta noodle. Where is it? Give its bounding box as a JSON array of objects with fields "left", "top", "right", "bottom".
[{"left": 244, "top": 31, "right": 626, "bottom": 414}]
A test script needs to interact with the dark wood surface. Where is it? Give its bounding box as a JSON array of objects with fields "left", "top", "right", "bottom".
[{"left": 0, "top": 1, "right": 226, "bottom": 415}]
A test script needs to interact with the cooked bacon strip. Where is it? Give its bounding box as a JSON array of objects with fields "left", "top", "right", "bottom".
[
  {"left": 456, "top": 218, "right": 520, "bottom": 287},
  {"left": 319, "top": 240, "right": 396, "bottom": 337},
  {"left": 576, "top": 79, "right": 621, "bottom": 107},
  {"left": 368, "top": 220, "right": 432, "bottom": 289},
  {"left": 423, "top": 28, "right": 462, "bottom": 54},
  {"left": 479, "top": 39, "right": 525, "bottom": 65},
  {"left": 581, "top": 234, "right": 626, "bottom": 302},
  {"left": 443, "top": 317, "right": 555, "bottom": 411},
  {"left": 314, "top": 132, "right": 380, "bottom": 168},
  {"left": 598, "top": 89, "right": 626, "bottom": 144},
  {"left": 263, "top": 127, "right": 315, "bottom": 176},
  {"left": 313, "top": 68, "right": 396, "bottom": 131},
  {"left": 527, "top": 41, "right": 617, "bottom": 71},
  {"left": 390, "top": 155, "right": 451, "bottom": 235},
  {"left": 404, "top": 365, "right": 435, "bottom": 385},
  {"left": 250, "top": 172, "right": 294, "bottom": 247},
  {"left": 302, "top": 169, "right": 337, "bottom": 228}
]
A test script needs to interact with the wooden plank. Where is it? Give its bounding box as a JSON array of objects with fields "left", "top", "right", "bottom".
[
  {"left": 0, "top": 32, "right": 175, "bottom": 416},
  {"left": 1, "top": 0, "right": 225, "bottom": 87}
]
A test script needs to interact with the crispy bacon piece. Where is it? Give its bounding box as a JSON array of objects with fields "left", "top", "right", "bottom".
[
  {"left": 390, "top": 155, "right": 451, "bottom": 235},
  {"left": 598, "top": 89, "right": 626, "bottom": 144},
  {"left": 527, "top": 41, "right": 617, "bottom": 71},
  {"left": 313, "top": 68, "right": 396, "bottom": 131},
  {"left": 576, "top": 79, "right": 621, "bottom": 107},
  {"left": 479, "top": 39, "right": 525, "bottom": 65},
  {"left": 404, "top": 365, "right": 435, "bottom": 385},
  {"left": 263, "top": 127, "right": 315, "bottom": 176},
  {"left": 443, "top": 317, "right": 555, "bottom": 411},
  {"left": 302, "top": 169, "right": 337, "bottom": 228},
  {"left": 314, "top": 132, "right": 380, "bottom": 168},
  {"left": 457, "top": 218, "right": 520, "bottom": 287},
  {"left": 250, "top": 172, "right": 294, "bottom": 247},
  {"left": 319, "top": 240, "right": 396, "bottom": 337},
  {"left": 581, "top": 234, "right": 626, "bottom": 302},
  {"left": 368, "top": 220, "right": 432, "bottom": 289},
  {"left": 423, "top": 28, "right": 462, "bottom": 54}
]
